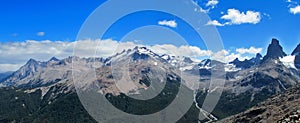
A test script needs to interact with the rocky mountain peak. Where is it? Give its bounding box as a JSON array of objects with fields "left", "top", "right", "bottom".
[
  {"left": 292, "top": 44, "right": 300, "bottom": 56},
  {"left": 262, "top": 38, "right": 287, "bottom": 62},
  {"left": 132, "top": 46, "right": 154, "bottom": 55},
  {"left": 256, "top": 53, "right": 262, "bottom": 59},
  {"left": 271, "top": 38, "right": 280, "bottom": 45},
  {"left": 23, "top": 58, "right": 41, "bottom": 70},
  {"left": 229, "top": 53, "right": 262, "bottom": 69},
  {"left": 26, "top": 58, "right": 39, "bottom": 65},
  {"left": 183, "top": 57, "right": 193, "bottom": 63},
  {"left": 48, "top": 57, "right": 60, "bottom": 62},
  {"left": 251, "top": 53, "right": 262, "bottom": 63},
  {"left": 232, "top": 58, "right": 240, "bottom": 63}
]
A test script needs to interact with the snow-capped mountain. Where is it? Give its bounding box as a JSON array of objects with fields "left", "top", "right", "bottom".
[
  {"left": 1, "top": 39, "right": 300, "bottom": 122},
  {"left": 104, "top": 46, "right": 162, "bottom": 65},
  {"left": 2, "top": 40, "right": 299, "bottom": 90}
]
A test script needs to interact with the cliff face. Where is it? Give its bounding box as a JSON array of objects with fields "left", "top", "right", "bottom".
[{"left": 262, "top": 39, "right": 287, "bottom": 62}]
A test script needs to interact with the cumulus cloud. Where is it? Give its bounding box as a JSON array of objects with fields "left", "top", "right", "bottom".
[
  {"left": 158, "top": 20, "right": 177, "bottom": 28},
  {"left": 150, "top": 45, "right": 213, "bottom": 57},
  {"left": 290, "top": 5, "right": 300, "bottom": 14},
  {"left": 0, "top": 39, "right": 262, "bottom": 72},
  {"left": 207, "top": 9, "right": 262, "bottom": 26},
  {"left": 0, "top": 64, "right": 24, "bottom": 72},
  {"left": 0, "top": 39, "right": 210, "bottom": 72},
  {"left": 211, "top": 50, "right": 253, "bottom": 63},
  {"left": 221, "top": 9, "right": 261, "bottom": 25},
  {"left": 206, "top": 0, "right": 219, "bottom": 8},
  {"left": 37, "top": 32, "right": 45, "bottom": 36},
  {"left": 236, "top": 47, "right": 263, "bottom": 54},
  {"left": 206, "top": 20, "right": 224, "bottom": 26}
]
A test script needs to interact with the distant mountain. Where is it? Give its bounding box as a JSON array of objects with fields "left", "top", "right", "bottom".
[
  {"left": 229, "top": 53, "right": 262, "bottom": 69},
  {"left": 0, "top": 39, "right": 300, "bottom": 122},
  {"left": 0, "top": 71, "right": 13, "bottom": 82},
  {"left": 0, "top": 56, "right": 104, "bottom": 88}
]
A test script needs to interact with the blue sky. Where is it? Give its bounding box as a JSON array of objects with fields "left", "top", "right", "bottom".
[
  {"left": 0, "top": 0, "right": 299, "bottom": 52},
  {"left": 0, "top": 0, "right": 300, "bottom": 72}
]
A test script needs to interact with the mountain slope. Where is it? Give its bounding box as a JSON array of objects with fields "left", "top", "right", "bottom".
[
  {"left": 0, "top": 39, "right": 299, "bottom": 122},
  {"left": 195, "top": 39, "right": 299, "bottom": 119},
  {"left": 0, "top": 86, "right": 97, "bottom": 123},
  {"left": 0, "top": 57, "right": 103, "bottom": 88},
  {"left": 221, "top": 84, "right": 300, "bottom": 123},
  {"left": 0, "top": 47, "right": 202, "bottom": 122}
]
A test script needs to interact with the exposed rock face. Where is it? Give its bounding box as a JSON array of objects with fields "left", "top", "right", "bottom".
[
  {"left": 292, "top": 44, "right": 300, "bottom": 56},
  {"left": 292, "top": 44, "right": 300, "bottom": 69},
  {"left": 183, "top": 57, "right": 194, "bottom": 63},
  {"left": 262, "top": 39, "right": 287, "bottom": 62},
  {"left": 220, "top": 84, "right": 300, "bottom": 123},
  {"left": 229, "top": 53, "right": 262, "bottom": 69},
  {"left": 295, "top": 56, "right": 300, "bottom": 69}
]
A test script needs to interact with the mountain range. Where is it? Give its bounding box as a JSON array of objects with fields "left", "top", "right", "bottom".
[{"left": 0, "top": 38, "right": 300, "bottom": 122}]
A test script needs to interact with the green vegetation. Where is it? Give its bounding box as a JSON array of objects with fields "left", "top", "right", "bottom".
[
  {"left": 0, "top": 77, "right": 201, "bottom": 123},
  {"left": 196, "top": 89, "right": 276, "bottom": 119},
  {"left": 0, "top": 87, "right": 96, "bottom": 123}
]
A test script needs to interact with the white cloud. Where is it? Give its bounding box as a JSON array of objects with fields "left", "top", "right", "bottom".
[
  {"left": 206, "top": 9, "right": 262, "bottom": 26},
  {"left": 211, "top": 50, "right": 252, "bottom": 63},
  {"left": 158, "top": 20, "right": 177, "bottom": 28},
  {"left": 206, "top": 0, "right": 219, "bottom": 8},
  {"left": 0, "top": 39, "right": 262, "bottom": 72},
  {"left": 150, "top": 45, "right": 213, "bottom": 57},
  {"left": 236, "top": 47, "right": 262, "bottom": 54},
  {"left": 221, "top": 9, "right": 261, "bottom": 25},
  {"left": 0, "top": 64, "right": 24, "bottom": 72},
  {"left": 191, "top": 0, "right": 219, "bottom": 13},
  {"left": 290, "top": 5, "right": 300, "bottom": 14},
  {"left": 206, "top": 20, "right": 224, "bottom": 26},
  {"left": 211, "top": 50, "right": 229, "bottom": 62},
  {"left": 0, "top": 39, "right": 210, "bottom": 72},
  {"left": 37, "top": 32, "right": 45, "bottom": 36}
]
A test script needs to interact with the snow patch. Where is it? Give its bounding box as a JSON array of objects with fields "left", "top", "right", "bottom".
[
  {"left": 180, "top": 65, "right": 194, "bottom": 71},
  {"left": 280, "top": 55, "right": 296, "bottom": 69},
  {"left": 225, "top": 64, "right": 241, "bottom": 72}
]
